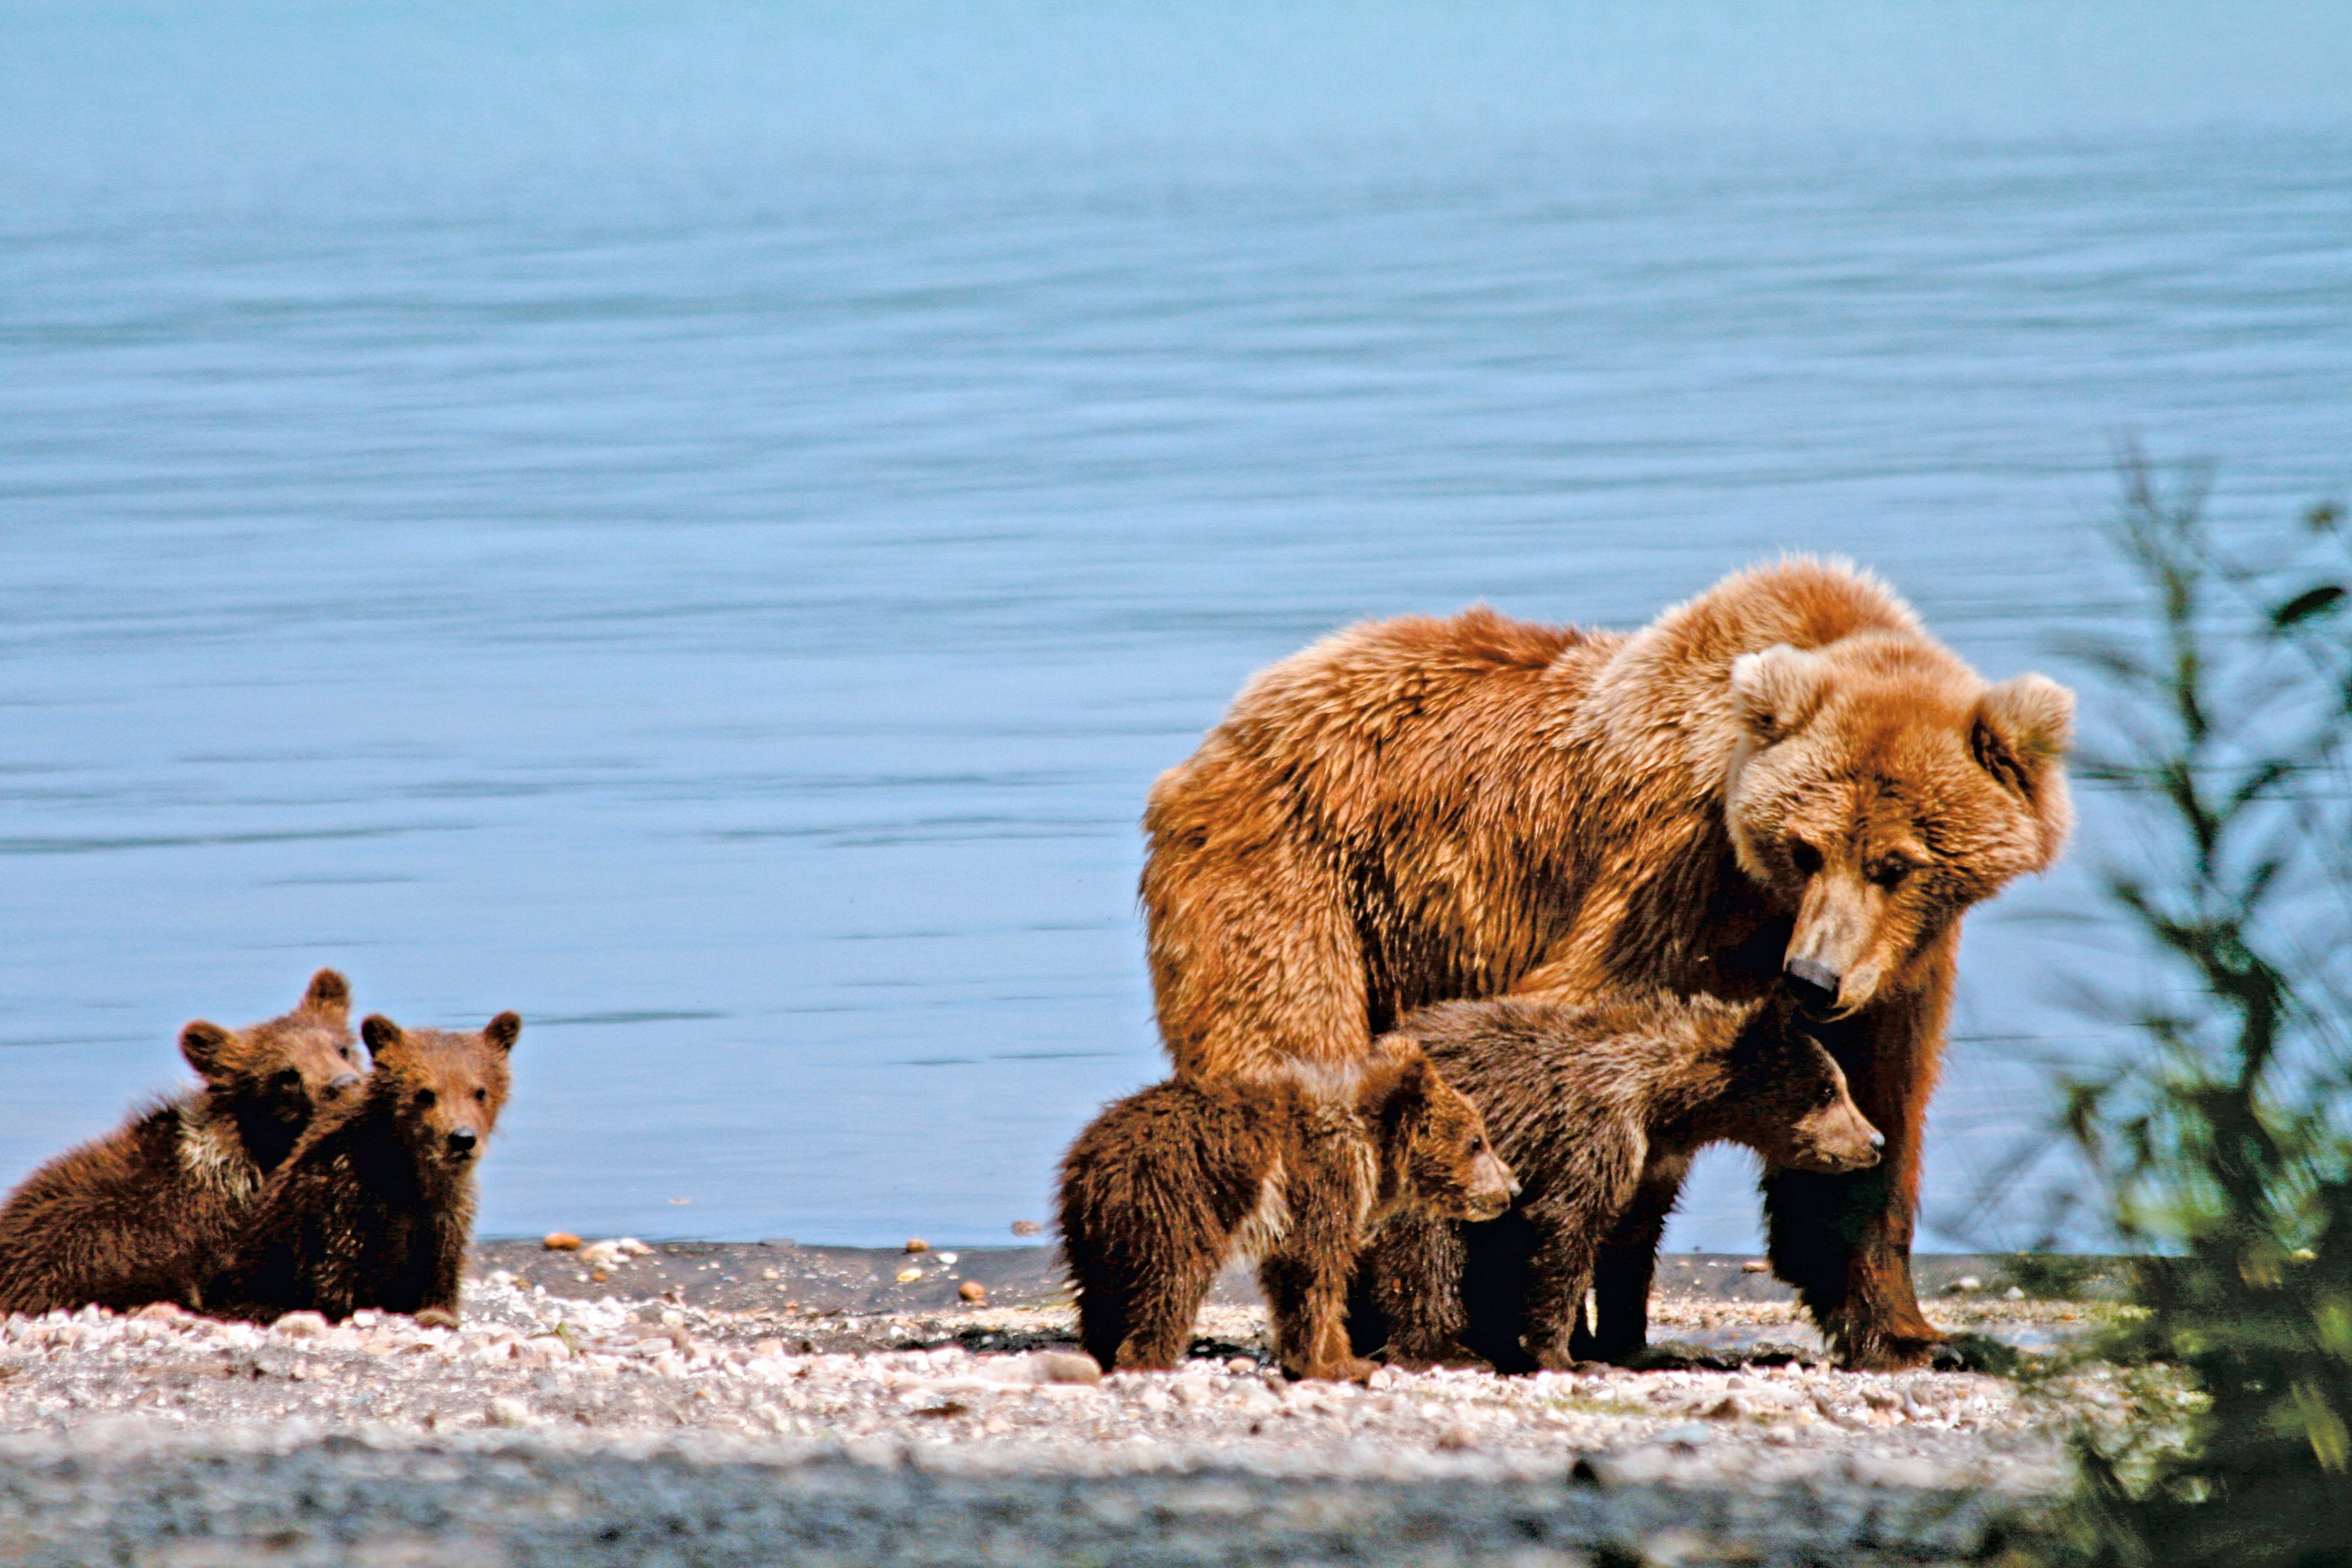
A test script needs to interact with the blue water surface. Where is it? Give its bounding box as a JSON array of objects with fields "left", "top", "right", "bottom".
[{"left": 2, "top": 2, "right": 2348, "bottom": 1247}]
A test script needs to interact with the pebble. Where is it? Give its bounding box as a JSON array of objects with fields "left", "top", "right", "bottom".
[
  {"left": 1009, "top": 1220, "right": 1042, "bottom": 1236},
  {"left": 1033, "top": 1352, "right": 1105, "bottom": 1387},
  {"left": 1741, "top": 1259, "right": 1771, "bottom": 1273},
  {"left": 896, "top": 1267, "right": 924, "bottom": 1284},
  {"left": 958, "top": 1281, "right": 987, "bottom": 1304},
  {"left": 485, "top": 1396, "right": 532, "bottom": 1428},
  {"left": 272, "top": 1312, "right": 331, "bottom": 1340},
  {"left": 542, "top": 1232, "right": 584, "bottom": 1252},
  {"left": 903, "top": 1239, "right": 929, "bottom": 1255},
  {"left": 2005, "top": 1286, "right": 2027, "bottom": 1301}
]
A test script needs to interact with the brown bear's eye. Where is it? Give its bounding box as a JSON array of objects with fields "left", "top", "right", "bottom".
[
  {"left": 414, "top": 1089, "right": 437, "bottom": 1110},
  {"left": 1870, "top": 859, "right": 1915, "bottom": 887},
  {"left": 474, "top": 1087, "right": 488, "bottom": 1103},
  {"left": 1468, "top": 1135, "right": 1486, "bottom": 1155},
  {"left": 1788, "top": 841, "right": 1823, "bottom": 877}
]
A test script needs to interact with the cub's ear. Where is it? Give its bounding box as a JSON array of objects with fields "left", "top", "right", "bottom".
[
  {"left": 360, "top": 1015, "right": 407, "bottom": 1057},
  {"left": 1971, "top": 673, "right": 2074, "bottom": 791},
  {"left": 1730, "top": 644, "right": 1833, "bottom": 742},
  {"left": 179, "top": 1021, "right": 235, "bottom": 1080},
  {"left": 301, "top": 968, "right": 350, "bottom": 1017},
  {"left": 483, "top": 1012, "right": 521, "bottom": 1054}
]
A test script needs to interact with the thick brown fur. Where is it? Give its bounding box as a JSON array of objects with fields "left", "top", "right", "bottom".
[
  {"left": 1057, "top": 1045, "right": 1518, "bottom": 1380},
  {"left": 1140, "top": 560, "right": 2072, "bottom": 1368},
  {"left": 1359, "top": 994, "right": 1880, "bottom": 1371},
  {"left": 200, "top": 1011, "right": 518, "bottom": 1324},
  {"left": 0, "top": 970, "right": 363, "bottom": 1316}
]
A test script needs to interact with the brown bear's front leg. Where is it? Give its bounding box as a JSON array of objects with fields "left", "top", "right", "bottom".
[
  {"left": 1763, "top": 970, "right": 1950, "bottom": 1371},
  {"left": 1258, "top": 1251, "right": 1377, "bottom": 1382},
  {"left": 1573, "top": 1149, "right": 1689, "bottom": 1365},
  {"left": 1359, "top": 1212, "right": 1482, "bottom": 1369},
  {"left": 1518, "top": 1202, "right": 1610, "bottom": 1371}
]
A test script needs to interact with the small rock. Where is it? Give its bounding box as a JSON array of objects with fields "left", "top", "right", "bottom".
[
  {"left": 133, "top": 1302, "right": 188, "bottom": 1323},
  {"left": 416, "top": 1308, "right": 459, "bottom": 1330},
  {"left": 903, "top": 1238, "right": 929, "bottom": 1255},
  {"left": 1949, "top": 1275, "right": 1983, "bottom": 1295},
  {"left": 958, "top": 1281, "right": 987, "bottom": 1304},
  {"left": 1010, "top": 1220, "right": 1042, "bottom": 1237},
  {"left": 2004, "top": 1285, "right": 2026, "bottom": 1301},
  {"left": 936, "top": 1252, "right": 958, "bottom": 1266},
  {"left": 1434, "top": 1425, "right": 1477, "bottom": 1451},
  {"left": 761, "top": 1268, "right": 780, "bottom": 1281},
  {"left": 272, "top": 1312, "right": 331, "bottom": 1340},
  {"left": 896, "top": 1267, "right": 924, "bottom": 1284},
  {"left": 543, "top": 1232, "right": 583, "bottom": 1252},
  {"left": 1740, "top": 1259, "right": 1771, "bottom": 1274},
  {"left": 1226, "top": 1357, "right": 1256, "bottom": 1376},
  {"left": 485, "top": 1396, "right": 532, "bottom": 1428},
  {"left": 1033, "top": 1352, "right": 1103, "bottom": 1387}
]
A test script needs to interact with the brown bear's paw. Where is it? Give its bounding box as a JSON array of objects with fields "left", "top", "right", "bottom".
[
  {"left": 1288, "top": 1354, "right": 1382, "bottom": 1384},
  {"left": 1382, "top": 1335, "right": 1491, "bottom": 1373},
  {"left": 1832, "top": 1330, "right": 1946, "bottom": 1373}
]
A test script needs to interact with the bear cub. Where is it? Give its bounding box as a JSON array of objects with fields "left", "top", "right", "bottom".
[
  {"left": 0, "top": 969, "right": 364, "bottom": 1316},
  {"left": 1058, "top": 1043, "right": 1518, "bottom": 1381},
  {"left": 201, "top": 1010, "right": 519, "bottom": 1324},
  {"left": 1364, "top": 995, "right": 1880, "bottom": 1373}
]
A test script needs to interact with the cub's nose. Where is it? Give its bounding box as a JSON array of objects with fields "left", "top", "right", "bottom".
[
  {"left": 324, "top": 1073, "right": 362, "bottom": 1099},
  {"left": 1868, "top": 1129, "right": 1886, "bottom": 1149},
  {"left": 446, "top": 1126, "right": 479, "bottom": 1157},
  {"left": 1780, "top": 958, "right": 1841, "bottom": 1016}
]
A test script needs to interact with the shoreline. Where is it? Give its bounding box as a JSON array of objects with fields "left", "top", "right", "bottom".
[{"left": 0, "top": 1244, "right": 2138, "bottom": 1564}]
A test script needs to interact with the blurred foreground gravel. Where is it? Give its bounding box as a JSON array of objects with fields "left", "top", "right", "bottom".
[{"left": 0, "top": 1245, "right": 2134, "bottom": 1565}]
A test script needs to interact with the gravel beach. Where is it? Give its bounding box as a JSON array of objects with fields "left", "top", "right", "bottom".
[{"left": 0, "top": 1244, "right": 2132, "bottom": 1565}]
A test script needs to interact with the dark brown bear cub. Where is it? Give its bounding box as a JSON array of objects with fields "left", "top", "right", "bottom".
[
  {"left": 201, "top": 1010, "right": 518, "bottom": 1324},
  {"left": 0, "top": 970, "right": 364, "bottom": 1316},
  {"left": 1364, "top": 995, "right": 1880, "bottom": 1373},
  {"left": 1058, "top": 1044, "right": 1518, "bottom": 1381}
]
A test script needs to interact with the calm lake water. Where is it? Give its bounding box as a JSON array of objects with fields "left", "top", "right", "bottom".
[{"left": 4, "top": 4, "right": 2348, "bottom": 1248}]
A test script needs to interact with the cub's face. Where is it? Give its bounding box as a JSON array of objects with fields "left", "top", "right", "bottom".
[
  {"left": 1380, "top": 1056, "right": 1520, "bottom": 1221},
  {"left": 1735, "top": 1031, "right": 1883, "bottom": 1174},
  {"left": 1725, "top": 639, "right": 2073, "bottom": 1018},
  {"left": 359, "top": 1012, "right": 520, "bottom": 1169},
  {"left": 180, "top": 968, "right": 367, "bottom": 1138}
]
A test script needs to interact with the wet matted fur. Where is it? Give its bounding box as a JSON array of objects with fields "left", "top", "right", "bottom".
[{"left": 1140, "top": 560, "right": 2070, "bottom": 1367}]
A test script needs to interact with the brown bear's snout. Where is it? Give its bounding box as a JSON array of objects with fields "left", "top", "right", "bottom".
[
  {"left": 1466, "top": 1152, "right": 1520, "bottom": 1221},
  {"left": 445, "top": 1126, "right": 479, "bottom": 1159},
  {"left": 1780, "top": 958, "right": 1841, "bottom": 1018}
]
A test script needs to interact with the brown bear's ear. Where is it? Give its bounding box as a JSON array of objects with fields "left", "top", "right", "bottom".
[
  {"left": 301, "top": 968, "right": 350, "bottom": 1018},
  {"left": 1730, "top": 644, "right": 1833, "bottom": 742},
  {"left": 1971, "top": 673, "right": 2074, "bottom": 793},
  {"left": 483, "top": 1011, "right": 521, "bottom": 1054},
  {"left": 360, "top": 1015, "right": 407, "bottom": 1057},
  {"left": 179, "top": 1021, "right": 234, "bottom": 1080}
]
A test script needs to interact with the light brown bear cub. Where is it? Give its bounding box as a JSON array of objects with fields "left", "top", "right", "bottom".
[
  {"left": 1058, "top": 1044, "right": 1518, "bottom": 1381},
  {"left": 0, "top": 970, "right": 364, "bottom": 1316},
  {"left": 1363, "top": 994, "right": 1880, "bottom": 1373},
  {"left": 200, "top": 1010, "right": 518, "bottom": 1324}
]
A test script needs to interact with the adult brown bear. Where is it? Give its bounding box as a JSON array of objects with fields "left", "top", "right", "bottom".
[{"left": 1139, "top": 560, "right": 2071, "bottom": 1369}]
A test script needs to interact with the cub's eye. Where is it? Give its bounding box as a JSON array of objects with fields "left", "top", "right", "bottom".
[
  {"left": 1467, "top": 1135, "right": 1486, "bottom": 1155},
  {"left": 1870, "top": 858, "right": 1921, "bottom": 888},
  {"left": 1788, "top": 841, "right": 1823, "bottom": 877},
  {"left": 474, "top": 1087, "right": 488, "bottom": 1103},
  {"left": 414, "top": 1089, "right": 437, "bottom": 1110}
]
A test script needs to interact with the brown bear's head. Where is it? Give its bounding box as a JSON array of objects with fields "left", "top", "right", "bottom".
[
  {"left": 1363, "top": 1047, "right": 1520, "bottom": 1221},
  {"left": 1724, "top": 636, "right": 2073, "bottom": 1018},
  {"left": 180, "top": 968, "right": 367, "bottom": 1170},
  {"left": 1718, "top": 1025, "right": 1882, "bottom": 1173},
  {"left": 357, "top": 1011, "right": 519, "bottom": 1172}
]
